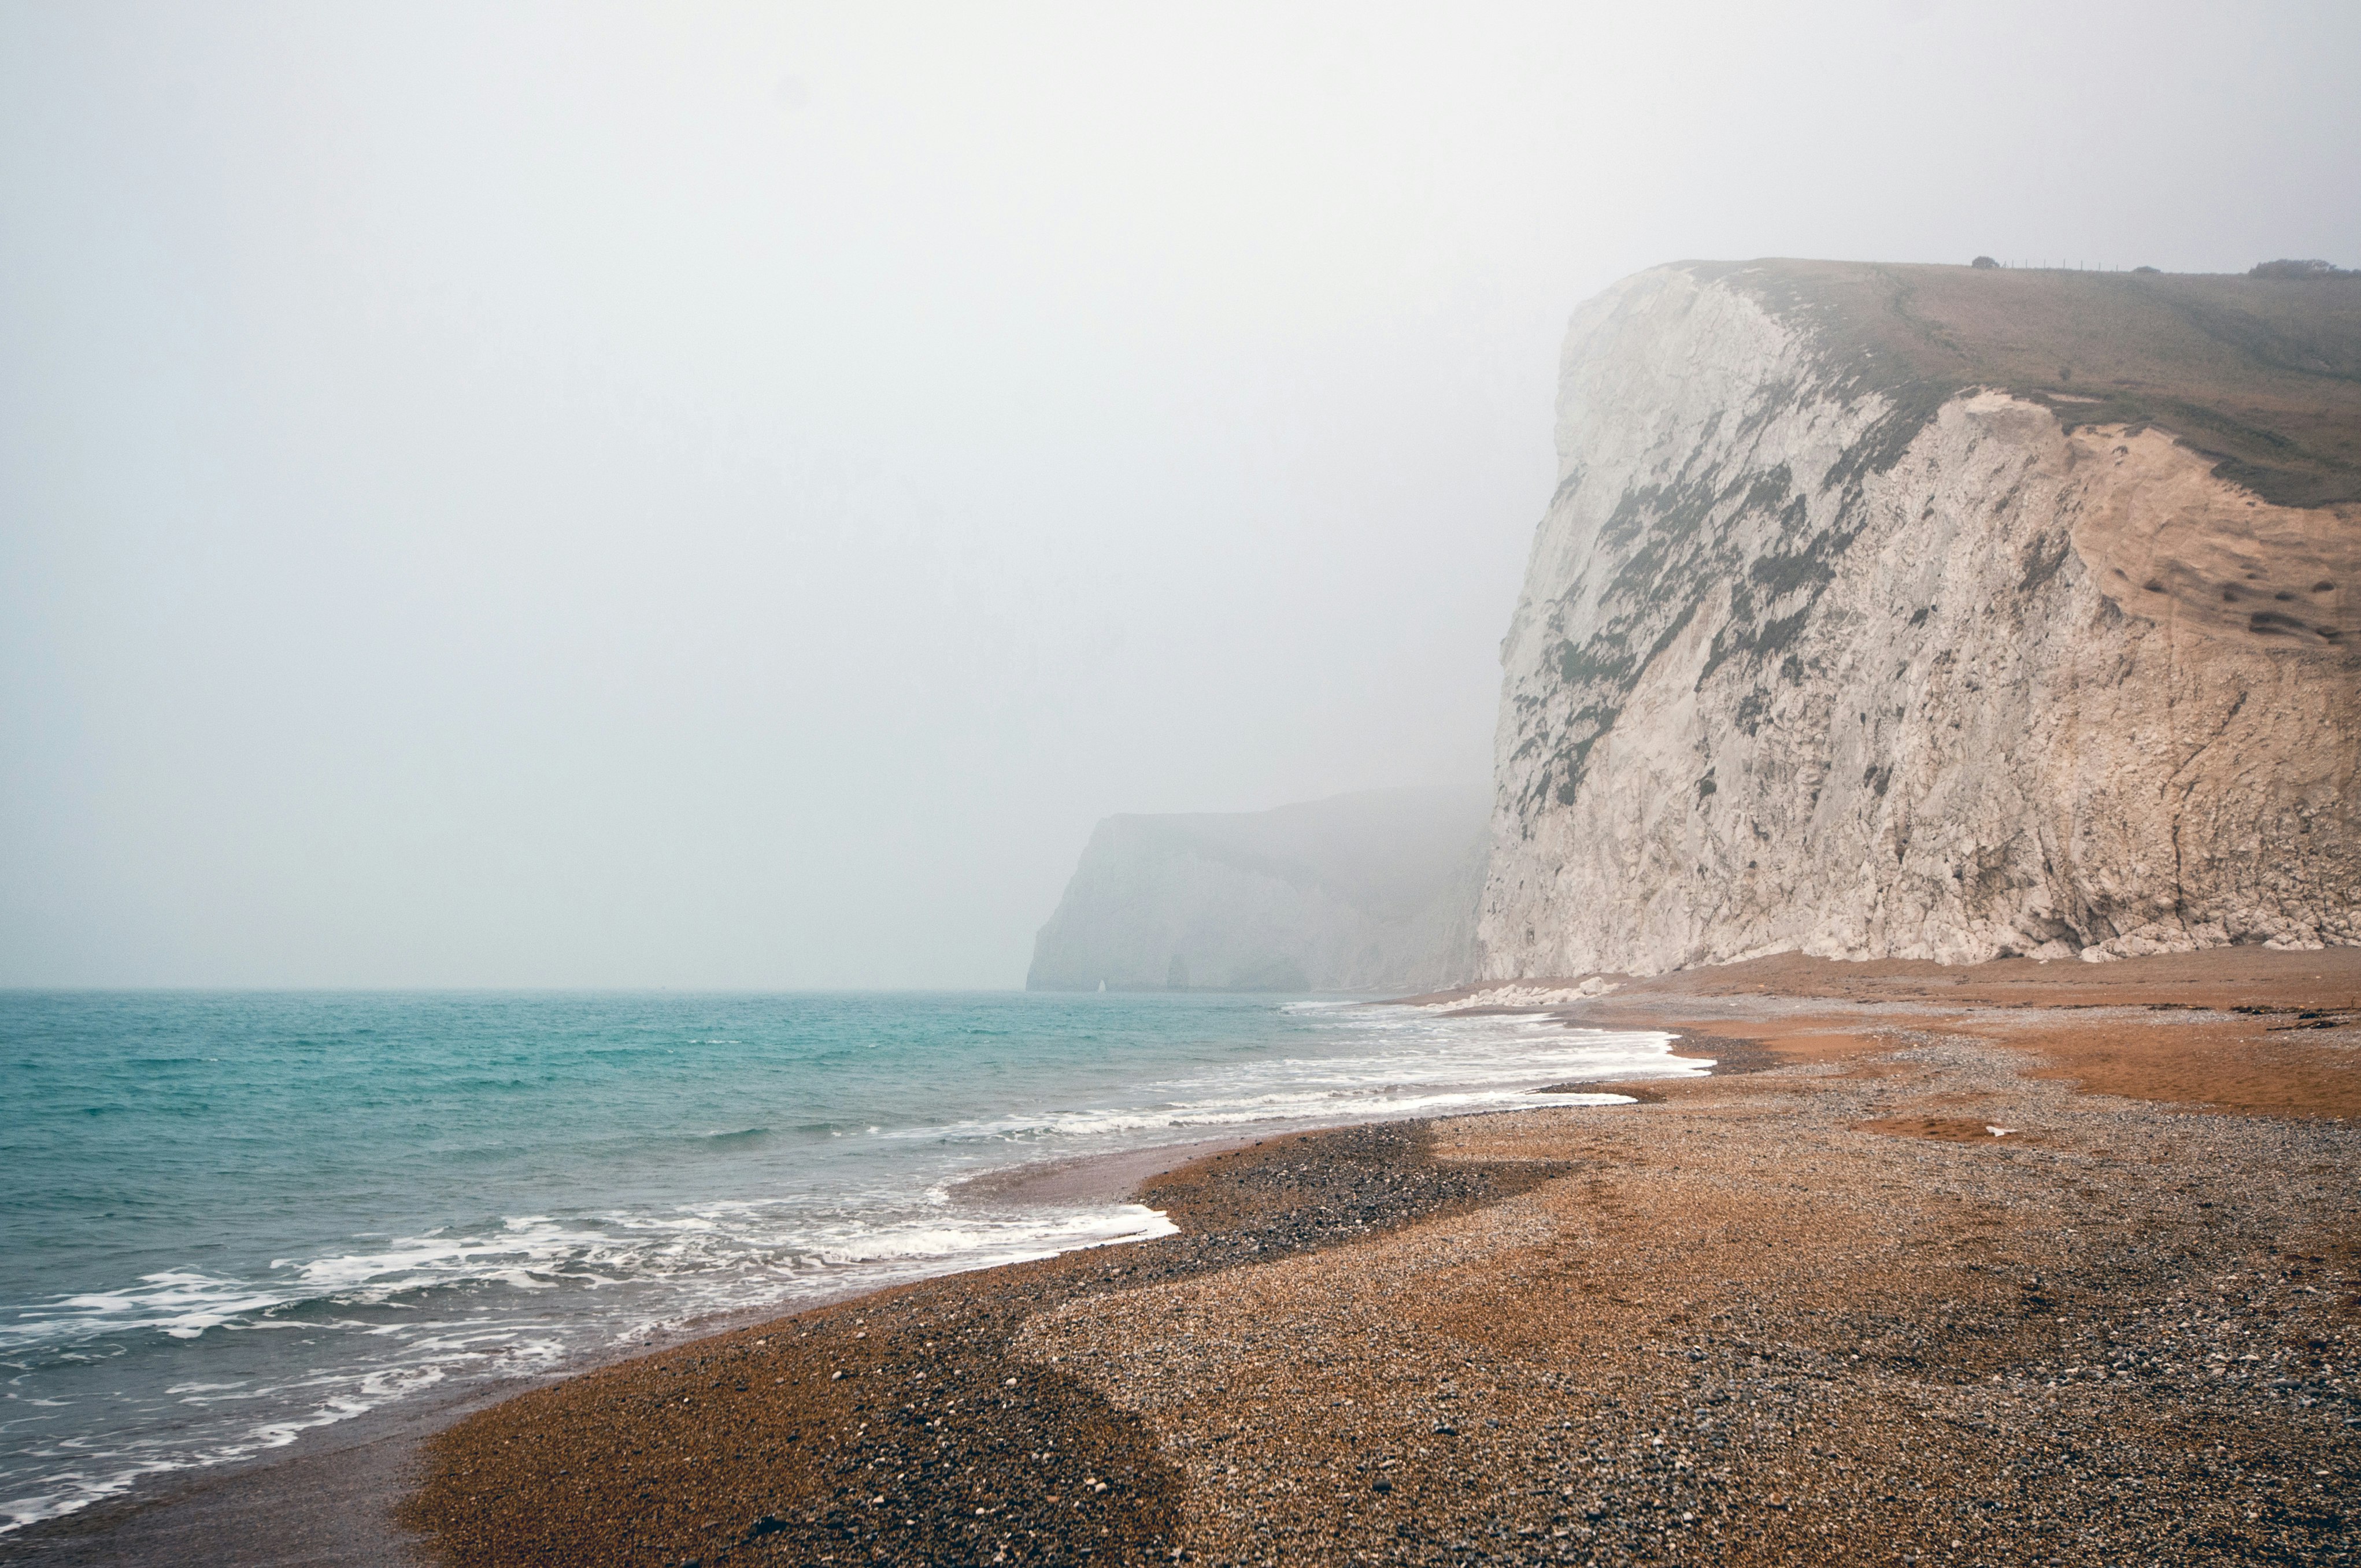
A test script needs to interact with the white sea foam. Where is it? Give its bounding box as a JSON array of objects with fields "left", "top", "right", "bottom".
[
  {"left": 902, "top": 1017, "right": 1689, "bottom": 1147},
  {"left": 0, "top": 1002, "right": 1691, "bottom": 1534},
  {"left": 0, "top": 1193, "right": 1175, "bottom": 1533},
  {"left": 21, "top": 1273, "right": 294, "bottom": 1348},
  {"left": 1421, "top": 978, "right": 1620, "bottom": 1010}
]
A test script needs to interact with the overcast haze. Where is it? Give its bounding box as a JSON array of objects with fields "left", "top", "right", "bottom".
[{"left": 3, "top": 2, "right": 2355, "bottom": 987}]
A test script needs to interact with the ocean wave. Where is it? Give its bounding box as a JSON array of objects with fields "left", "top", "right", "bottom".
[
  {"left": 1, "top": 996, "right": 1693, "bottom": 1536},
  {"left": 0, "top": 1195, "right": 1177, "bottom": 1533},
  {"left": 685, "top": 1126, "right": 772, "bottom": 1147},
  {"left": 1419, "top": 979, "right": 1620, "bottom": 1010},
  {"left": 804, "top": 1204, "right": 1175, "bottom": 1266},
  {"left": 897, "top": 1022, "right": 1688, "bottom": 1147},
  {"left": 1, "top": 1196, "right": 1177, "bottom": 1358},
  {"left": 0, "top": 1332, "right": 556, "bottom": 1534}
]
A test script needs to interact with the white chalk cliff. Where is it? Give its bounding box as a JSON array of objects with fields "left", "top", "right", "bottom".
[
  {"left": 1481, "top": 261, "right": 2361, "bottom": 974},
  {"left": 1029, "top": 788, "right": 1487, "bottom": 992}
]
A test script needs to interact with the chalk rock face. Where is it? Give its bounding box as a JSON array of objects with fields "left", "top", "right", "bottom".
[
  {"left": 1029, "top": 788, "right": 1487, "bottom": 992},
  {"left": 1482, "top": 262, "right": 2361, "bottom": 973}
]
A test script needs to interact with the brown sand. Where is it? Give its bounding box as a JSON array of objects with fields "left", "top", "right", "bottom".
[
  {"left": 1577, "top": 947, "right": 2361, "bottom": 1121},
  {"left": 950, "top": 1135, "right": 1268, "bottom": 1209},
  {"left": 1008, "top": 950, "right": 2360, "bottom": 1565},
  {"left": 0, "top": 1388, "right": 463, "bottom": 1568},
  {"left": 34, "top": 949, "right": 2357, "bottom": 1566},
  {"left": 394, "top": 1128, "right": 1558, "bottom": 1566},
  {"left": 389, "top": 946, "right": 2359, "bottom": 1567}
]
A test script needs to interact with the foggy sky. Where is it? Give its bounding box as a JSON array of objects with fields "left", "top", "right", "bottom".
[{"left": 4, "top": 2, "right": 2356, "bottom": 988}]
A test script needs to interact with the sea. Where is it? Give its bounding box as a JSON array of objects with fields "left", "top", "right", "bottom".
[{"left": 0, "top": 989, "right": 1692, "bottom": 1533}]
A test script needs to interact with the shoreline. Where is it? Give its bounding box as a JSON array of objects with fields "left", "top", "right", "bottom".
[
  {"left": 396, "top": 947, "right": 2355, "bottom": 1567},
  {"left": 399, "top": 1118, "right": 1563, "bottom": 1566},
  {"left": 945, "top": 1133, "right": 1273, "bottom": 1210},
  {"left": 0, "top": 1112, "right": 1605, "bottom": 1567},
  {"left": 13, "top": 949, "right": 2358, "bottom": 1565},
  {"left": 0, "top": 1250, "right": 968, "bottom": 1568},
  {"left": 0, "top": 1129, "right": 1341, "bottom": 1567},
  {"left": 0, "top": 1003, "right": 1698, "bottom": 1565}
]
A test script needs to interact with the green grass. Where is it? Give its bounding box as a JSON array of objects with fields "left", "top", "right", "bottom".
[{"left": 1689, "top": 260, "right": 2361, "bottom": 507}]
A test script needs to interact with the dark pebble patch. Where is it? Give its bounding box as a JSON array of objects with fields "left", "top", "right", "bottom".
[{"left": 402, "top": 1121, "right": 1562, "bottom": 1566}]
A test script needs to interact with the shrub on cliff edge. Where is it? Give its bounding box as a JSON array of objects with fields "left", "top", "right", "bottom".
[{"left": 2249, "top": 258, "right": 2355, "bottom": 280}]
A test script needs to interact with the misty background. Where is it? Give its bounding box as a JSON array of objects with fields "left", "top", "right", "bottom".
[{"left": 3, "top": 2, "right": 2355, "bottom": 988}]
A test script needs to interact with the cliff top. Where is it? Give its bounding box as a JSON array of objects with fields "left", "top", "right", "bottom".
[{"left": 1686, "top": 258, "right": 2361, "bottom": 507}]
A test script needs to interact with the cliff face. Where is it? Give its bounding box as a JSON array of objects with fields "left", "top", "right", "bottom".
[
  {"left": 1028, "top": 788, "right": 1486, "bottom": 992},
  {"left": 1483, "top": 261, "right": 2361, "bottom": 974}
]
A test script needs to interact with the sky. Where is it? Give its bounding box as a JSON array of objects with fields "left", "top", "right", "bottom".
[{"left": 3, "top": 1, "right": 2356, "bottom": 988}]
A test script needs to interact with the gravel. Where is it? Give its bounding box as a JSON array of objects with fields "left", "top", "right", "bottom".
[{"left": 406, "top": 996, "right": 2361, "bottom": 1566}]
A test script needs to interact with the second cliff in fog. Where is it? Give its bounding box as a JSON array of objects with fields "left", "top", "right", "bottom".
[
  {"left": 1028, "top": 788, "right": 1486, "bottom": 993},
  {"left": 1482, "top": 260, "right": 2361, "bottom": 974}
]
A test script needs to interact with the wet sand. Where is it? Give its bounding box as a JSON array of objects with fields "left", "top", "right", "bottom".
[
  {"left": 397, "top": 1122, "right": 1564, "bottom": 1566},
  {"left": 949, "top": 1135, "right": 1270, "bottom": 1209},
  {"left": 399, "top": 948, "right": 2355, "bottom": 1567},
  {"left": 0, "top": 1136, "right": 1271, "bottom": 1568},
  {"left": 15, "top": 948, "right": 2359, "bottom": 1565},
  {"left": 0, "top": 1381, "right": 476, "bottom": 1568}
]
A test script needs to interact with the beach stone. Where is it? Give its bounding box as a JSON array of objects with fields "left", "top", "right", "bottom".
[
  {"left": 404, "top": 960, "right": 2360, "bottom": 1567},
  {"left": 1013, "top": 994, "right": 2360, "bottom": 1566}
]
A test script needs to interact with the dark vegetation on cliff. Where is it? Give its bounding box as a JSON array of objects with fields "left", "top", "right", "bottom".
[
  {"left": 1697, "top": 258, "right": 2361, "bottom": 507},
  {"left": 1499, "top": 257, "right": 2356, "bottom": 970}
]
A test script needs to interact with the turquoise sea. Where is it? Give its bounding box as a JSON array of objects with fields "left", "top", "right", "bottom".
[{"left": 0, "top": 991, "right": 1687, "bottom": 1532}]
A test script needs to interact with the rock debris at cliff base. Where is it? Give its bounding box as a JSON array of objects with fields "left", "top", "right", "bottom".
[{"left": 403, "top": 948, "right": 2361, "bottom": 1567}]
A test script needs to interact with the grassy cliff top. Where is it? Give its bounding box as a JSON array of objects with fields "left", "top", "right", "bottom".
[{"left": 1691, "top": 259, "right": 2361, "bottom": 507}]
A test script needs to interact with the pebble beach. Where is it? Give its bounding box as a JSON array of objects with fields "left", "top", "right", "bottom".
[
  {"left": 386, "top": 947, "right": 2361, "bottom": 1566},
  {"left": 12, "top": 951, "right": 2355, "bottom": 1567}
]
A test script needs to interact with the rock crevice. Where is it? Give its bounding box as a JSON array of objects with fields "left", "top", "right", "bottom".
[{"left": 1482, "top": 262, "right": 2360, "bottom": 973}]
